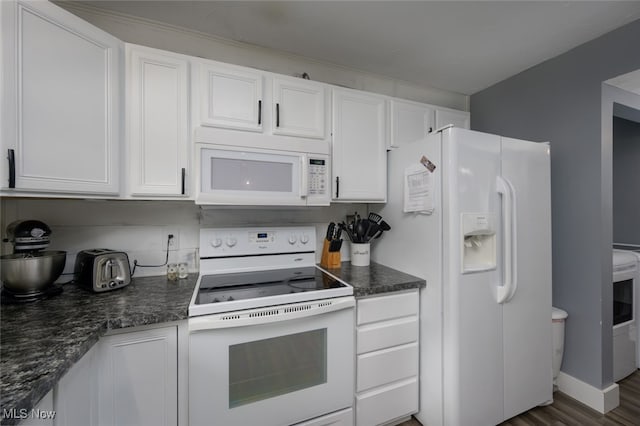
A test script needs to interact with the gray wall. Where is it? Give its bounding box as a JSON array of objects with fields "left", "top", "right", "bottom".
[
  {"left": 471, "top": 19, "right": 640, "bottom": 388},
  {"left": 613, "top": 116, "right": 640, "bottom": 245}
]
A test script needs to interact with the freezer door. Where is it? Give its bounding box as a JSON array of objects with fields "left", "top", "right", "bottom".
[
  {"left": 500, "top": 138, "right": 553, "bottom": 419},
  {"left": 442, "top": 128, "right": 504, "bottom": 426}
]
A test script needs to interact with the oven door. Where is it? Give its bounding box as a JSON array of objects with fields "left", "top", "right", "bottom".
[
  {"left": 196, "top": 143, "right": 308, "bottom": 206},
  {"left": 188, "top": 297, "right": 355, "bottom": 426}
]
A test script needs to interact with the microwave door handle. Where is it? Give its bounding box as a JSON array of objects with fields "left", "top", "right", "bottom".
[{"left": 300, "top": 155, "right": 308, "bottom": 198}]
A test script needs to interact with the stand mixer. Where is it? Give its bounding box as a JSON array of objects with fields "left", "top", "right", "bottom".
[{"left": 1, "top": 220, "right": 66, "bottom": 303}]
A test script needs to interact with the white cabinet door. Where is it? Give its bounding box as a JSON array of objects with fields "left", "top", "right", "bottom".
[
  {"left": 197, "top": 61, "right": 263, "bottom": 132},
  {"left": 435, "top": 108, "right": 470, "bottom": 130},
  {"left": 390, "top": 99, "right": 435, "bottom": 149},
  {"left": 127, "top": 45, "right": 189, "bottom": 197},
  {"left": 97, "top": 326, "right": 178, "bottom": 426},
  {"left": 272, "top": 77, "right": 327, "bottom": 139},
  {"left": 54, "top": 344, "right": 98, "bottom": 426},
  {"left": 332, "top": 88, "right": 387, "bottom": 202},
  {"left": 1, "top": 0, "right": 121, "bottom": 194},
  {"left": 17, "top": 390, "right": 54, "bottom": 426}
]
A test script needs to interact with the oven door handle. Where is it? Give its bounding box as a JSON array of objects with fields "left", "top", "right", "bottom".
[{"left": 189, "top": 296, "right": 355, "bottom": 331}]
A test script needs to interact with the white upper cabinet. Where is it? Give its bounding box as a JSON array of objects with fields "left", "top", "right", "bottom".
[
  {"left": 196, "top": 61, "right": 264, "bottom": 132},
  {"left": 390, "top": 99, "right": 436, "bottom": 149},
  {"left": 127, "top": 44, "right": 190, "bottom": 197},
  {"left": 435, "top": 107, "right": 470, "bottom": 130},
  {"left": 1, "top": 0, "right": 122, "bottom": 194},
  {"left": 332, "top": 88, "right": 387, "bottom": 202},
  {"left": 272, "top": 76, "right": 328, "bottom": 139}
]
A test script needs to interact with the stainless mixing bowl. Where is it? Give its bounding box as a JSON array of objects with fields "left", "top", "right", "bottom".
[{"left": 1, "top": 251, "right": 66, "bottom": 293}]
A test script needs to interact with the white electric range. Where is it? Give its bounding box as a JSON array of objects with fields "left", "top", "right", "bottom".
[{"left": 188, "top": 226, "right": 355, "bottom": 426}]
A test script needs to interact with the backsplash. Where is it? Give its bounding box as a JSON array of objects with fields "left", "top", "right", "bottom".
[{"left": 0, "top": 198, "right": 364, "bottom": 278}]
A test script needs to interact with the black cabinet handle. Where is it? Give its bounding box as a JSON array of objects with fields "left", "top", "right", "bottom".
[
  {"left": 7, "top": 149, "right": 15, "bottom": 188},
  {"left": 428, "top": 126, "right": 433, "bottom": 133},
  {"left": 335, "top": 176, "right": 340, "bottom": 198},
  {"left": 276, "top": 103, "right": 280, "bottom": 127},
  {"left": 181, "top": 168, "right": 186, "bottom": 195},
  {"left": 258, "top": 100, "right": 262, "bottom": 125}
]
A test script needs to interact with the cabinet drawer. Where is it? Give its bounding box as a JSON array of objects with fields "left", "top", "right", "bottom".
[
  {"left": 355, "top": 377, "right": 418, "bottom": 426},
  {"left": 357, "top": 342, "right": 418, "bottom": 392},
  {"left": 357, "top": 316, "right": 418, "bottom": 354},
  {"left": 357, "top": 290, "right": 418, "bottom": 325}
]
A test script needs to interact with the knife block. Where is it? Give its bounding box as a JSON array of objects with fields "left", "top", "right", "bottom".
[{"left": 320, "top": 239, "right": 341, "bottom": 269}]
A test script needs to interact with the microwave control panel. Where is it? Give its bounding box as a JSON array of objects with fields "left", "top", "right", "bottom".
[{"left": 308, "top": 158, "right": 328, "bottom": 196}]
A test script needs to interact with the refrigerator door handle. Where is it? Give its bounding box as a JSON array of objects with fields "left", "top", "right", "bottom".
[{"left": 496, "top": 176, "right": 518, "bottom": 304}]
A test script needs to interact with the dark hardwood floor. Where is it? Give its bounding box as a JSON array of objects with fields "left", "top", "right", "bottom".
[{"left": 398, "top": 370, "right": 640, "bottom": 426}]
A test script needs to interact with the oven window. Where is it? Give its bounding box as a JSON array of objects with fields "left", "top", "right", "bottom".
[
  {"left": 228, "top": 329, "right": 327, "bottom": 408},
  {"left": 614, "top": 279, "right": 633, "bottom": 326},
  {"left": 211, "top": 158, "right": 292, "bottom": 192}
]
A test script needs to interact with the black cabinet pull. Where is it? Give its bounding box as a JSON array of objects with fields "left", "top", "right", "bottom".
[
  {"left": 258, "top": 100, "right": 262, "bottom": 125},
  {"left": 335, "top": 176, "right": 340, "bottom": 198},
  {"left": 7, "top": 149, "right": 15, "bottom": 188},
  {"left": 428, "top": 126, "right": 433, "bottom": 133},
  {"left": 181, "top": 168, "right": 186, "bottom": 195},
  {"left": 276, "top": 103, "right": 280, "bottom": 127}
]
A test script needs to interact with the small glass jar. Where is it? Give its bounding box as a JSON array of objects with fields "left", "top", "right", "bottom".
[
  {"left": 178, "top": 262, "right": 189, "bottom": 279},
  {"left": 167, "top": 263, "right": 178, "bottom": 281}
]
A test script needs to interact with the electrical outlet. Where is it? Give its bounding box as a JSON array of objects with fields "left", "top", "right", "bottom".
[{"left": 168, "top": 232, "right": 179, "bottom": 251}]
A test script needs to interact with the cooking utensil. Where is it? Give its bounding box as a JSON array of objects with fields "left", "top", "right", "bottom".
[
  {"left": 372, "top": 220, "right": 391, "bottom": 239},
  {"left": 368, "top": 212, "right": 383, "bottom": 224},
  {"left": 1, "top": 251, "right": 66, "bottom": 293},
  {"left": 326, "top": 222, "right": 335, "bottom": 241},
  {"left": 339, "top": 222, "right": 355, "bottom": 243},
  {"left": 366, "top": 222, "right": 380, "bottom": 240},
  {"left": 355, "top": 219, "right": 368, "bottom": 243}
]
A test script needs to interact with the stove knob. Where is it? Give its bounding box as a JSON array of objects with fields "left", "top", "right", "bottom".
[
  {"left": 226, "top": 237, "right": 237, "bottom": 247},
  {"left": 288, "top": 235, "right": 297, "bottom": 244},
  {"left": 300, "top": 234, "right": 310, "bottom": 244},
  {"left": 211, "top": 238, "right": 222, "bottom": 248}
]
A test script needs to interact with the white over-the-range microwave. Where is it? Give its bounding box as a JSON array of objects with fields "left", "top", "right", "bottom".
[{"left": 194, "top": 127, "right": 330, "bottom": 206}]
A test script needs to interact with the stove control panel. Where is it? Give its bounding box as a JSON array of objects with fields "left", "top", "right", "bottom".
[{"left": 200, "top": 226, "right": 316, "bottom": 257}]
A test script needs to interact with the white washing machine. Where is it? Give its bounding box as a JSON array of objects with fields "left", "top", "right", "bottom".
[{"left": 612, "top": 248, "right": 638, "bottom": 381}]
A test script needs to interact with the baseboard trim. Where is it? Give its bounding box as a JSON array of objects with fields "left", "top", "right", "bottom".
[{"left": 557, "top": 371, "right": 619, "bottom": 413}]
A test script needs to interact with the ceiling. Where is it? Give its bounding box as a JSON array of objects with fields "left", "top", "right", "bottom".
[{"left": 69, "top": 1, "right": 640, "bottom": 95}]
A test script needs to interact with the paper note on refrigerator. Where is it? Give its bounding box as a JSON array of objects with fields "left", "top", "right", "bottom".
[{"left": 404, "top": 164, "right": 434, "bottom": 214}]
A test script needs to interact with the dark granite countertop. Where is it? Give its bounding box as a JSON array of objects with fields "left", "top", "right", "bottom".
[
  {"left": 0, "top": 275, "right": 197, "bottom": 425},
  {"left": 320, "top": 261, "right": 426, "bottom": 297}
]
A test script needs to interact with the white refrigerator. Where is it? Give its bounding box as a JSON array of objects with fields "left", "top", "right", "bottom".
[{"left": 372, "top": 126, "right": 552, "bottom": 426}]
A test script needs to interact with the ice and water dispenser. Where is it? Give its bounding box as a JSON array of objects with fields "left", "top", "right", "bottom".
[{"left": 461, "top": 213, "right": 497, "bottom": 273}]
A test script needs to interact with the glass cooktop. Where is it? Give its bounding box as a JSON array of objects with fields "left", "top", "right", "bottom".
[{"left": 195, "top": 266, "right": 347, "bottom": 305}]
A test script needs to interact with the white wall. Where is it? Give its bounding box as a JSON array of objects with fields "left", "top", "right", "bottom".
[
  {"left": 56, "top": 2, "right": 468, "bottom": 111},
  {"left": 0, "top": 198, "right": 365, "bottom": 278}
]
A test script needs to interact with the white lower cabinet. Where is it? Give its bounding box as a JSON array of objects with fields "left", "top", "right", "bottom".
[
  {"left": 17, "top": 390, "right": 54, "bottom": 426},
  {"left": 54, "top": 344, "right": 98, "bottom": 426},
  {"left": 35, "top": 324, "right": 180, "bottom": 426},
  {"left": 96, "top": 326, "right": 178, "bottom": 426},
  {"left": 355, "top": 290, "right": 419, "bottom": 426}
]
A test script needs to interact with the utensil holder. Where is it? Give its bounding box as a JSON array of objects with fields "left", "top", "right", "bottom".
[
  {"left": 320, "top": 240, "right": 341, "bottom": 269},
  {"left": 350, "top": 243, "right": 370, "bottom": 267}
]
